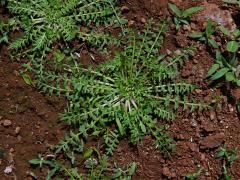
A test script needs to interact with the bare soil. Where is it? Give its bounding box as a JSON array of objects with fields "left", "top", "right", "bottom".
[{"left": 1, "top": 0, "right": 240, "bottom": 179}]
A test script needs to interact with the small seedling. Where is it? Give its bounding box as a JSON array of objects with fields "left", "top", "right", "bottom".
[
  {"left": 218, "top": 147, "right": 238, "bottom": 165},
  {"left": 207, "top": 51, "right": 240, "bottom": 86},
  {"left": 30, "top": 154, "right": 136, "bottom": 179},
  {"left": 219, "top": 26, "right": 240, "bottom": 53},
  {"left": 168, "top": 3, "right": 203, "bottom": 30},
  {"left": 218, "top": 147, "right": 238, "bottom": 180},
  {"left": 184, "top": 168, "right": 203, "bottom": 180},
  {"left": 189, "top": 19, "right": 219, "bottom": 49}
]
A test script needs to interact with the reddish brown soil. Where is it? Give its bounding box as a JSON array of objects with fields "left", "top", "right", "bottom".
[
  {"left": 1, "top": 0, "right": 240, "bottom": 179},
  {"left": 0, "top": 46, "right": 67, "bottom": 179}
]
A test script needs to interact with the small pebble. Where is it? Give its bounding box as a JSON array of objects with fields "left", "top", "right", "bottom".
[
  {"left": 140, "top": 17, "right": 146, "bottom": 24},
  {"left": 183, "top": 24, "right": 191, "bottom": 31},
  {"left": 128, "top": 20, "right": 135, "bottom": 26},
  {"left": 175, "top": 49, "right": 181, "bottom": 55},
  {"left": 15, "top": 127, "right": 21, "bottom": 135},
  {"left": 166, "top": 49, "right": 172, "bottom": 55},
  {"left": 13, "top": 70, "right": 19, "bottom": 76},
  {"left": 210, "top": 110, "right": 216, "bottom": 120},
  {"left": 190, "top": 22, "right": 197, "bottom": 31},
  {"left": 121, "top": 6, "right": 129, "bottom": 13},
  {"left": 3, "top": 120, "right": 12, "bottom": 127},
  {"left": 9, "top": 148, "right": 14, "bottom": 153},
  {"left": 4, "top": 166, "right": 12, "bottom": 174}
]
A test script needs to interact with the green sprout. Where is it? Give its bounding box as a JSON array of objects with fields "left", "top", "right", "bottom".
[
  {"left": 184, "top": 168, "right": 203, "bottom": 180},
  {"left": 168, "top": 3, "right": 203, "bottom": 31},
  {"left": 189, "top": 19, "right": 219, "bottom": 49},
  {"left": 218, "top": 147, "right": 238, "bottom": 180}
]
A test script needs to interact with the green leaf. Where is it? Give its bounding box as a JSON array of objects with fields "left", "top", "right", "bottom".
[
  {"left": 168, "top": 3, "right": 182, "bottom": 17},
  {"left": 83, "top": 148, "right": 94, "bottom": 159},
  {"left": 226, "top": 41, "right": 239, "bottom": 53},
  {"left": 54, "top": 50, "right": 65, "bottom": 63},
  {"left": 219, "top": 26, "right": 231, "bottom": 36},
  {"left": 0, "top": 34, "right": 8, "bottom": 43},
  {"left": 208, "top": 39, "right": 219, "bottom": 49},
  {"left": 29, "top": 159, "right": 43, "bottom": 166},
  {"left": 216, "top": 51, "right": 223, "bottom": 62},
  {"left": 128, "top": 162, "right": 137, "bottom": 176},
  {"left": 207, "top": 64, "right": 219, "bottom": 77},
  {"left": 139, "top": 121, "right": 146, "bottom": 133},
  {"left": 206, "top": 19, "right": 214, "bottom": 38},
  {"left": 116, "top": 118, "right": 124, "bottom": 135},
  {"left": 182, "top": 6, "right": 204, "bottom": 18},
  {"left": 188, "top": 32, "right": 203, "bottom": 39},
  {"left": 112, "top": 170, "right": 122, "bottom": 178},
  {"left": 46, "top": 167, "right": 58, "bottom": 180},
  {"left": 21, "top": 73, "right": 34, "bottom": 86},
  {"left": 237, "top": 79, "right": 240, "bottom": 86},
  {"left": 233, "top": 29, "right": 240, "bottom": 38},
  {"left": 225, "top": 72, "right": 235, "bottom": 81},
  {"left": 179, "top": 19, "right": 189, "bottom": 25},
  {"left": 211, "top": 68, "right": 229, "bottom": 80}
]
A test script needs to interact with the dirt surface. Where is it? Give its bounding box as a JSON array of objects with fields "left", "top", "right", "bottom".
[
  {"left": 1, "top": 0, "right": 240, "bottom": 179},
  {"left": 0, "top": 46, "right": 67, "bottom": 179}
]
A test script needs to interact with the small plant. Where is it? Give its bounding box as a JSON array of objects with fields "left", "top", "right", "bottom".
[
  {"left": 218, "top": 147, "right": 238, "bottom": 180},
  {"left": 219, "top": 25, "right": 240, "bottom": 53},
  {"left": 3, "top": 0, "right": 126, "bottom": 60},
  {"left": 207, "top": 51, "right": 240, "bottom": 86},
  {"left": 189, "top": 19, "right": 219, "bottom": 49},
  {"left": 184, "top": 168, "right": 203, "bottom": 180},
  {"left": 29, "top": 154, "right": 136, "bottom": 179},
  {"left": 168, "top": 3, "right": 203, "bottom": 30},
  {"left": 37, "top": 21, "right": 208, "bottom": 159}
]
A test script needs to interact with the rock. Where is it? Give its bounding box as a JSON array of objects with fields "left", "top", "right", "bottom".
[
  {"left": 13, "top": 70, "right": 19, "bottom": 76},
  {"left": 228, "top": 104, "right": 234, "bottom": 112},
  {"left": 200, "top": 133, "right": 224, "bottom": 149},
  {"left": 190, "top": 118, "right": 198, "bottom": 127},
  {"left": 121, "top": 6, "right": 129, "bottom": 13},
  {"left": 195, "top": 2, "right": 236, "bottom": 30},
  {"left": 200, "top": 153, "right": 206, "bottom": 161},
  {"left": 190, "top": 23, "right": 197, "bottom": 31},
  {"left": 15, "top": 127, "right": 21, "bottom": 135},
  {"left": 4, "top": 166, "right": 12, "bottom": 174},
  {"left": 201, "top": 122, "right": 215, "bottom": 132},
  {"left": 9, "top": 148, "right": 14, "bottom": 153},
  {"left": 188, "top": 143, "right": 199, "bottom": 152},
  {"left": 140, "top": 17, "right": 146, "bottom": 24},
  {"left": 166, "top": 49, "right": 172, "bottom": 55},
  {"left": 194, "top": 89, "right": 202, "bottom": 94},
  {"left": 162, "top": 167, "right": 176, "bottom": 178},
  {"left": 2, "top": 120, "right": 12, "bottom": 127},
  {"left": 209, "top": 110, "right": 216, "bottom": 120},
  {"left": 183, "top": 24, "right": 191, "bottom": 31},
  {"left": 128, "top": 20, "right": 135, "bottom": 27}
]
